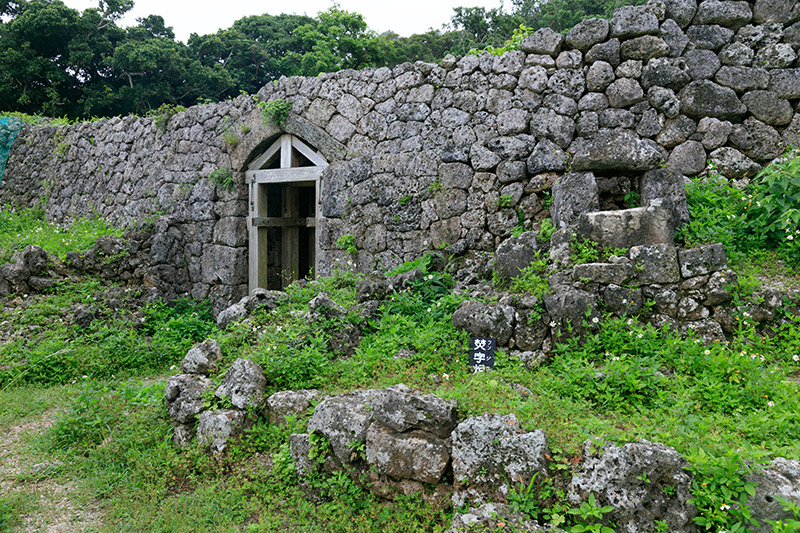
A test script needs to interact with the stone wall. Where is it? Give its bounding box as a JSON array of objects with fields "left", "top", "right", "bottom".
[{"left": 4, "top": 0, "right": 800, "bottom": 312}]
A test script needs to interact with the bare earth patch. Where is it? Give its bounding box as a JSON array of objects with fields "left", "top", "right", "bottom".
[{"left": 0, "top": 410, "right": 103, "bottom": 532}]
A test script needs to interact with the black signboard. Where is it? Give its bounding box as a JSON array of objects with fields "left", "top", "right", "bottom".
[{"left": 469, "top": 337, "right": 496, "bottom": 372}]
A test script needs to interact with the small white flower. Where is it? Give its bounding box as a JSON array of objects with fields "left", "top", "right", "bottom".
[
  {"left": 760, "top": 355, "right": 765, "bottom": 361},
  {"left": 637, "top": 333, "right": 643, "bottom": 339},
  {"left": 704, "top": 350, "right": 710, "bottom": 355},
  {"left": 592, "top": 317, "right": 599, "bottom": 324},
  {"left": 768, "top": 400, "right": 775, "bottom": 407},
  {"left": 720, "top": 503, "right": 731, "bottom": 511},
  {"left": 694, "top": 339, "right": 702, "bottom": 344},
  {"left": 442, "top": 373, "right": 450, "bottom": 381},
  {"left": 622, "top": 298, "right": 627, "bottom": 304},
  {"left": 612, "top": 356, "right": 620, "bottom": 361},
  {"left": 793, "top": 354, "right": 799, "bottom": 362},
  {"left": 627, "top": 318, "right": 634, "bottom": 325},
  {"left": 169, "top": 364, "right": 176, "bottom": 370},
  {"left": 788, "top": 235, "right": 794, "bottom": 241},
  {"left": 549, "top": 321, "right": 557, "bottom": 327}
]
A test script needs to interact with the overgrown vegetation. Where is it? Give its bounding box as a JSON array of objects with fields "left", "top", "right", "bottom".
[
  {"left": 678, "top": 153, "right": 800, "bottom": 268},
  {"left": 2, "top": 153, "right": 800, "bottom": 530}
]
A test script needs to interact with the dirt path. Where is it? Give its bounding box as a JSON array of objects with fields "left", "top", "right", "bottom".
[{"left": 0, "top": 411, "right": 103, "bottom": 532}]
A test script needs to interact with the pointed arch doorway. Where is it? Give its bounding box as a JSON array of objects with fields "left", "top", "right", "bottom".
[{"left": 247, "top": 134, "right": 327, "bottom": 292}]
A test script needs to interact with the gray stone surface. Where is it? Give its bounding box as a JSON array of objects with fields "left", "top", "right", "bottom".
[
  {"left": 571, "top": 129, "right": 663, "bottom": 171},
  {"left": 307, "top": 389, "right": 377, "bottom": 463},
  {"left": 180, "top": 339, "right": 223, "bottom": 375},
  {"left": 520, "top": 28, "right": 564, "bottom": 56},
  {"left": 451, "top": 414, "right": 549, "bottom": 506},
  {"left": 569, "top": 440, "right": 696, "bottom": 531},
  {"left": 266, "top": 389, "right": 322, "bottom": 425},
  {"left": 610, "top": 5, "right": 660, "bottom": 39},
  {"left": 215, "top": 358, "right": 267, "bottom": 410},
  {"left": 566, "top": 18, "right": 610, "bottom": 52},
  {"left": 678, "top": 243, "right": 727, "bottom": 277},
  {"left": 746, "top": 458, "right": 800, "bottom": 532},
  {"left": 741, "top": 91, "right": 794, "bottom": 126},
  {"left": 452, "top": 301, "right": 515, "bottom": 346},
  {"left": 165, "top": 373, "right": 214, "bottom": 424},
  {"left": 640, "top": 167, "right": 691, "bottom": 228},
  {"left": 551, "top": 172, "right": 600, "bottom": 229},
  {"left": 494, "top": 232, "right": 541, "bottom": 281},
  {"left": 369, "top": 383, "right": 457, "bottom": 438},
  {"left": 577, "top": 207, "right": 675, "bottom": 249},
  {"left": 668, "top": 140, "right": 707, "bottom": 175},
  {"left": 630, "top": 243, "right": 681, "bottom": 284},
  {"left": 708, "top": 147, "right": 761, "bottom": 179},
  {"left": 665, "top": 0, "right": 699, "bottom": 28},
  {"left": 196, "top": 409, "right": 248, "bottom": 453},
  {"left": 680, "top": 80, "right": 746, "bottom": 120},
  {"left": 365, "top": 422, "right": 450, "bottom": 484}
]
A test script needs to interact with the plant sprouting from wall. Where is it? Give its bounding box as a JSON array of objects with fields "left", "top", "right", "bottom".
[
  {"left": 146, "top": 103, "right": 187, "bottom": 133},
  {"left": 336, "top": 234, "right": 357, "bottom": 257},
  {"left": 258, "top": 99, "right": 293, "bottom": 126},
  {"left": 209, "top": 168, "right": 235, "bottom": 190}
]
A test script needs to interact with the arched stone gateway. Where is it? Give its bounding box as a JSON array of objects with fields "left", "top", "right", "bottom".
[{"left": 246, "top": 134, "right": 327, "bottom": 291}]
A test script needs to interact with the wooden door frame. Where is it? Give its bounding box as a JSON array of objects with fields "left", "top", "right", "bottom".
[{"left": 246, "top": 134, "right": 327, "bottom": 293}]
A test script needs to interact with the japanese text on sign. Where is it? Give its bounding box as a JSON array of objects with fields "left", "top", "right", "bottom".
[{"left": 469, "top": 337, "right": 496, "bottom": 373}]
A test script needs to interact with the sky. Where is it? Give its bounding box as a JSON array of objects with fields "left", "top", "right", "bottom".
[{"left": 62, "top": 0, "right": 508, "bottom": 42}]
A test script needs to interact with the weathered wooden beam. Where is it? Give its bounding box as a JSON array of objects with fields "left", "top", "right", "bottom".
[{"left": 252, "top": 217, "right": 316, "bottom": 227}]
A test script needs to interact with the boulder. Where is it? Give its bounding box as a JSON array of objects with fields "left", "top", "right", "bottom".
[
  {"left": 752, "top": 0, "right": 800, "bottom": 24},
  {"left": 196, "top": 409, "right": 248, "bottom": 453},
  {"left": 266, "top": 389, "right": 323, "bottom": 425},
  {"left": 216, "top": 300, "right": 247, "bottom": 328},
  {"left": 768, "top": 69, "right": 800, "bottom": 99},
  {"left": 369, "top": 384, "right": 457, "bottom": 438},
  {"left": 544, "top": 287, "right": 601, "bottom": 337},
  {"left": 494, "top": 232, "right": 541, "bottom": 281},
  {"left": 679, "top": 80, "right": 746, "bottom": 120},
  {"left": 365, "top": 422, "right": 450, "bottom": 484},
  {"left": 661, "top": 19, "right": 690, "bottom": 56},
  {"left": 577, "top": 207, "right": 675, "bottom": 250},
  {"left": 307, "top": 389, "right": 377, "bottom": 463},
  {"left": 664, "top": 0, "right": 699, "bottom": 28},
  {"left": 668, "top": 140, "right": 707, "bottom": 176},
  {"left": 715, "top": 66, "right": 769, "bottom": 92},
  {"left": 746, "top": 457, "right": 800, "bottom": 531},
  {"left": 181, "top": 339, "right": 223, "bottom": 375},
  {"left": 686, "top": 24, "right": 734, "bottom": 50},
  {"left": 683, "top": 49, "right": 721, "bottom": 80},
  {"left": 708, "top": 147, "right": 761, "bottom": 179},
  {"left": 526, "top": 138, "right": 568, "bottom": 175},
  {"left": 520, "top": 28, "right": 564, "bottom": 56},
  {"left": 620, "top": 35, "right": 671, "bottom": 61},
  {"left": 572, "top": 263, "right": 635, "bottom": 285},
  {"left": 451, "top": 414, "right": 549, "bottom": 506},
  {"left": 569, "top": 440, "right": 696, "bottom": 531},
  {"left": 551, "top": 172, "right": 600, "bottom": 229},
  {"left": 610, "top": 5, "right": 660, "bottom": 39},
  {"left": 215, "top": 358, "right": 267, "bottom": 410},
  {"left": 606, "top": 78, "right": 644, "bottom": 108},
  {"left": 448, "top": 503, "right": 564, "bottom": 533},
  {"left": 729, "top": 118, "right": 783, "bottom": 161},
  {"left": 641, "top": 57, "right": 691, "bottom": 89},
  {"left": 452, "top": 301, "right": 515, "bottom": 346},
  {"left": 741, "top": 91, "right": 793, "bottom": 127},
  {"left": 165, "top": 373, "right": 214, "bottom": 424},
  {"left": 586, "top": 39, "right": 621, "bottom": 67},
  {"left": 566, "top": 18, "right": 610, "bottom": 52},
  {"left": 571, "top": 129, "right": 663, "bottom": 172},
  {"left": 692, "top": 0, "right": 752, "bottom": 29}
]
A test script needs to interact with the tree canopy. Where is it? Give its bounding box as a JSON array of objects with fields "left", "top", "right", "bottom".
[{"left": 0, "top": 0, "right": 640, "bottom": 119}]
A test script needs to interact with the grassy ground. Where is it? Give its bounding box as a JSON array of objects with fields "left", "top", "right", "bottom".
[{"left": 1, "top": 150, "right": 800, "bottom": 531}]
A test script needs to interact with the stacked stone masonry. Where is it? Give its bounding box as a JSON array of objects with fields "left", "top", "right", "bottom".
[
  {"left": 4, "top": 0, "right": 800, "bottom": 313},
  {"left": 164, "top": 341, "right": 800, "bottom": 532}
]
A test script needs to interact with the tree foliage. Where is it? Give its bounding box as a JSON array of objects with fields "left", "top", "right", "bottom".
[{"left": 0, "top": 0, "right": 643, "bottom": 120}]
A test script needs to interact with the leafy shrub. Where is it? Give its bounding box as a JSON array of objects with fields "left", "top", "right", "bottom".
[
  {"left": 208, "top": 167, "right": 235, "bottom": 190},
  {"left": 258, "top": 99, "right": 293, "bottom": 126},
  {"left": 145, "top": 103, "right": 186, "bottom": 132}
]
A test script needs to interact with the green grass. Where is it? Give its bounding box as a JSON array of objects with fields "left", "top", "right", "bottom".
[
  {"left": 2, "top": 151, "right": 800, "bottom": 531},
  {"left": 0, "top": 206, "right": 124, "bottom": 264}
]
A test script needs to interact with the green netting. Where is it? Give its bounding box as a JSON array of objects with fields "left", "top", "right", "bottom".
[{"left": 0, "top": 117, "right": 24, "bottom": 183}]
